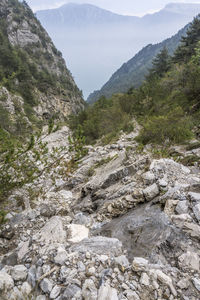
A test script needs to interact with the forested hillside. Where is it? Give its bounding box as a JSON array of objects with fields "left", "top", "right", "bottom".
[
  {"left": 71, "top": 15, "right": 200, "bottom": 148},
  {"left": 0, "top": 0, "right": 84, "bottom": 137},
  {"left": 87, "top": 23, "right": 189, "bottom": 103}
]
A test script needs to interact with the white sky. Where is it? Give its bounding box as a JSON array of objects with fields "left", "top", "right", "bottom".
[{"left": 26, "top": 0, "right": 200, "bottom": 15}]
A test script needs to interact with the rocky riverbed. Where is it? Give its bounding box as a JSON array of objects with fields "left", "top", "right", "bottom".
[{"left": 0, "top": 126, "right": 200, "bottom": 300}]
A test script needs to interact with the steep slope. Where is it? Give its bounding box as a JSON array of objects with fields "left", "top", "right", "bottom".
[
  {"left": 87, "top": 24, "right": 189, "bottom": 103},
  {"left": 36, "top": 3, "right": 200, "bottom": 98},
  {"left": 0, "top": 0, "right": 84, "bottom": 135}
]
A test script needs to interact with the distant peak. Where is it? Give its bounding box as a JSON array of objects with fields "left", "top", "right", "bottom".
[{"left": 165, "top": 2, "right": 200, "bottom": 9}]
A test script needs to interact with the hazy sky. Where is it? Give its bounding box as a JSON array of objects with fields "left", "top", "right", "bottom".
[{"left": 26, "top": 0, "right": 200, "bottom": 15}]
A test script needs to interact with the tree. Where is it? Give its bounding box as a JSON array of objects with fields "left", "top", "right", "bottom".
[
  {"left": 173, "top": 15, "right": 200, "bottom": 63},
  {"left": 147, "top": 47, "right": 170, "bottom": 79}
]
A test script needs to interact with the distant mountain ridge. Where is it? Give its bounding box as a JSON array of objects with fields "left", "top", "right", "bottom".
[
  {"left": 37, "top": 3, "right": 139, "bottom": 27},
  {"left": 36, "top": 2, "right": 200, "bottom": 98},
  {"left": 87, "top": 23, "right": 190, "bottom": 103}
]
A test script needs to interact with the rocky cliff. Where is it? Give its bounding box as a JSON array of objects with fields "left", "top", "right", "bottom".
[{"left": 0, "top": 0, "right": 84, "bottom": 135}]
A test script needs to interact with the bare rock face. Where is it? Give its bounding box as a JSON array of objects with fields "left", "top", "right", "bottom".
[
  {"left": 0, "top": 0, "right": 84, "bottom": 130},
  {"left": 98, "top": 203, "right": 171, "bottom": 260}
]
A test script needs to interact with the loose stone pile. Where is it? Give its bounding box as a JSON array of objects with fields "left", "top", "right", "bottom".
[{"left": 0, "top": 129, "right": 200, "bottom": 299}]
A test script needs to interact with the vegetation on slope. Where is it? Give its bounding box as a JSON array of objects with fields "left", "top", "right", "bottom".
[
  {"left": 87, "top": 24, "right": 189, "bottom": 104},
  {"left": 70, "top": 15, "right": 200, "bottom": 146},
  {"left": 0, "top": 0, "right": 83, "bottom": 137}
]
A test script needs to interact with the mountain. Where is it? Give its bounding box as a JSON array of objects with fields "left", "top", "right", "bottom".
[
  {"left": 87, "top": 23, "right": 189, "bottom": 103},
  {"left": 36, "top": 2, "right": 200, "bottom": 98},
  {"left": 0, "top": 0, "right": 84, "bottom": 136},
  {"left": 36, "top": 3, "right": 139, "bottom": 27}
]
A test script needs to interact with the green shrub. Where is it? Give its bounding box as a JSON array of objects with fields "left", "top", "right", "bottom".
[{"left": 136, "top": 107, "right": 193, "bottom": 145}]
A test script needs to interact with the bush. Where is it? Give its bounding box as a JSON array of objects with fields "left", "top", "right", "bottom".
[{"left": 136, "top": 107, "right": 193, "bottom": 145}]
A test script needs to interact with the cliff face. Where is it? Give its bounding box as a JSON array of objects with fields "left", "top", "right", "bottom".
[{"left": 0, "top": 0, "right": 84, "bottom": 134}]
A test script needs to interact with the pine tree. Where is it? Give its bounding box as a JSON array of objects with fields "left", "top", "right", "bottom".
[
  {"left": 173, "top": 15, "right": 200, "bottom": 63},
  {"left": 147, "top": 47, "right": 170, "bottom": 79}
]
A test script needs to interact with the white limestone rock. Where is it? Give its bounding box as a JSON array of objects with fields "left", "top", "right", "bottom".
[
  {"left": 98, "top": 284, "right": 118, "bottom": 299},
  {"left": 67, "top": 224, "right": 89, "bottom": 243}
]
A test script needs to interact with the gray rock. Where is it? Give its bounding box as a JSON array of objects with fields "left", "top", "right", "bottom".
[
  {"left": 114, "top": 255, "right": 129, "bottom": 268},
  {"left": 142, "top": 172, "right": 155, "bottom": 185},
  {"left": 70, "top": 236, "right": 122, "bottom": 256},
  {"left": 192, "top": 278, "right": 200, "bottom": 291},
  {"left": 193, "top": 203, "right": 200, "bottom": 222},
  {"left": 18, "top": 241, "right": 30, "bottom": 261},
  {"left": 188, "top": 192, "right": 200, "bottom": 202},
  {"left": 40, "top": 203, "right": 56, "bottom": 217},
  {"left": 0, "top": 271, "right": 14, "bottom": 291},
  {"left": 132, "top": 257, "right": 149, "bottom": 272},
  {"left": 11, "top": 265, "right": 27, "bottom": 281},
  {"left": 99, "top": 204, "right": 170, "bottom": 260},
  {"left": 77, "top": 261, "right": 86, "bottom": 272},
  {"left": 54, "top": 247, "right": 68, "bottom": 265},
  {"left": 124, "top": 290, "right": 140, "bottom": 300},
  {"left": 176, "top": 200, "right": 189, "bottom": 215},
  {"left": 62, "top": 284, "right": 81, "bottom": 299},
  {"left": 27, "top": 265, "right": 37, "bottom": 288},
  {"left": 158, "top": 179, "right": 168, "bottom": 187},
  {"left": 36, "top": 296, "right": 46, "bottom": 300},
  {"left": 1, "top": 251, "right": 18, "bottom": 266},
  {"left": 40, "top": 278, "right": 53, "bottom": 294},
  {"left": 143, "top": 183, "right": 159, "bottom": 201},
  {"left": 178, "top": 251, "right": 199, "bottom": 272},
  {"left": 50, "top": 285, "right": 61, "bottom": 299},
  {"left": 177, "top": 278, "right": 190, "bottom": 289},
  {"left": 140, "top": 272, "right": 150, "bottom": 286},
  {"left": 21, "top": 282, "right": 32, "bottom": 296},
  {"left": 39, "top": 216, "right": 66, "bottom": 244}
]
